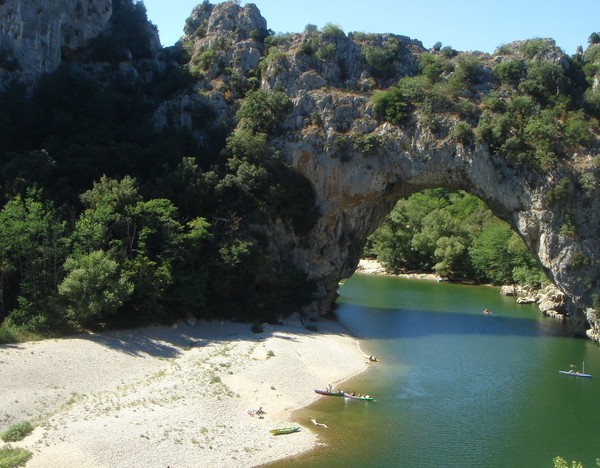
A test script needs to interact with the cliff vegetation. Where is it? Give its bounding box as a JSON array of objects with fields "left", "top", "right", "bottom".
[{"left": 0, "top": 0, "right": 599, "bottom": 341}]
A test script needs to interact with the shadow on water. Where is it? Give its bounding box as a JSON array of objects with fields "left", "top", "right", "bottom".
[
  {"left": 336, "top": 274, "right": 574, "bottom": 341},
  {"left": 336, "top": 303, "right": 573, "bottom": 341}
]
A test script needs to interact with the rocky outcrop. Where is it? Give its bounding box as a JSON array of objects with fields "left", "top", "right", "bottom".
[
  {"left": 0, "top": 0, "right": 112, "bottom": 85},
  {"left": 182, "top": 1, "right": 267, "bottom": 79},
  {"left": 538, "top": 285, "right": 567, "bottom": 319}
]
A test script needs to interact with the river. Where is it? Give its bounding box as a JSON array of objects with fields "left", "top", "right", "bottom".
[{"left": 268, "top": 273, "right": 599, "bottom": 467}]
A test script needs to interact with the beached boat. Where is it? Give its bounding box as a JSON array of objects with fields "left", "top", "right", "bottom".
[
  {"left": 343, "top": 392, "right": 375, "bottom": 401},
  {"left": 314, "top": 389, "right": 345, "bottom": 397},
  {"left": 270, "top": 426, "right": 300, "bottom": 435},
  {"left": 559, "top": 362, "right": 592, "bottom": 378}
]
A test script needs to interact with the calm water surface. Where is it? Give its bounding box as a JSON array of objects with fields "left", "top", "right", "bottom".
[{"left": 268, "top": 274, "right": 600, "bottom": 468}]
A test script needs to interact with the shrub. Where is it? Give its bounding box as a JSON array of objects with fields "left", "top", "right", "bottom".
[
  {"left": 564, "top": 111, "right": 593, "bottom": 146},
  {"left": 321, "top": 23, "right": 345, "bottom": 39},
  {"left": 492, "top": 60, "right": 524, "bottom": 87},
  {"left": 419, "top": 53, "right": 453, "bottom": 83},
  {"left": 305, "top": 324, "right": 318, "bottom": 332},
  {"left": 578, "top": 172, "right": 596, "bottom": 195},
  {"left": 518, "top": 61, "right": 566, "bottom": 104},
  {"left": 0, "top": 422, "right": 34, "bottom": 442},
  {"left": 260, "top": 48, "right": 287, "bottom": 74},
  {"left": 453, "top": 54, "right": 485, "bottom": 86},
  {"left": 423, "top": 81, "right": 457, "bottom": 113},
  {"left": 251, "top": 323, "right": 263, "bottom": 333},
  {"left": 584, "top": 88, "right": 600, "bottom": 116},
  {"left": 519, "top": 38, "right": 551, "bottom": 59},
  {"left": 371, "top": 75, "right": 429, "bottom": 124},
  {"left": 352, "top": 133, "right": 381, "bottom": 156},
  {"left": 592, "top": 294, "right": 600, "bottom": 321},
  {"left": 194, "top": 49, "right": 216, "bottom": 71},
  {"left": 316, "top": 43, "right": 336, "bottom": 60},
  {"left": 541, "top": 171, "right": 569, "bottom": 208},
  {"left": 236, "top": 90, "right": 293, "bottom": 135},
  {"left": 363, "top": 45, "right": 396, "bottom": 79},
  {"left": 0, "top": 445, "right": 32, "bottom": 467},
  {"left": 440, "top": 46, "right": 458, "bottom": 58},
  {"left": 560, "top": 220, "right": 577, "bottom": 240},
  {"left": 450, "top": 121, "right": 474, "bottom": 147}
]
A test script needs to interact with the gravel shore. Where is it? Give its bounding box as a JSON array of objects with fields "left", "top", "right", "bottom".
[{"left": 0, "top": 316, "right": 367, "bottom": 467}]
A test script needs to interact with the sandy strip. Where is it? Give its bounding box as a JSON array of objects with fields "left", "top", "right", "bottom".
[
  {"left": 0, "top": 315, "right": 367, "bottom": 467},
  {"left": 356, "top": 258, "right": 439, "bottom": 280}
]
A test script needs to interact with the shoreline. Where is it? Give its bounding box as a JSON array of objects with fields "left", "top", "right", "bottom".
[
  {"left": 356, "top": 258, "right": 440, "bottom": 281},
  {"left": 0, "top": 316, "right": 368, "bottom": 467}
]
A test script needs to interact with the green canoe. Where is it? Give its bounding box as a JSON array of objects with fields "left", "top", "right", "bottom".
[{"left": 270, "top": 426, "right": 300, "bottom": 435}]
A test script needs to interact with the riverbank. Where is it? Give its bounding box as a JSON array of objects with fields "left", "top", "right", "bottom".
[
  {"left": 356, "top": 258, "right": 439, "bottom": 281},
  {"left": 356, "top": 258, "right": 571, "bottom": 329},
  {"left": 0, "top": 316, "right": 367, "bottom": 467}
]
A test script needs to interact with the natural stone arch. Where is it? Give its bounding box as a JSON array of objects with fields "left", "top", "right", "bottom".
[
  {"left": 272, "top": 91, "right": 599, "bottom": 340},
  {"left": 167, "top": 2, "right": 597, "bottom": 340}
]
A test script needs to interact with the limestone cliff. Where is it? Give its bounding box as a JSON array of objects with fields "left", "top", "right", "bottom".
[
  {"left": 0, "top": 0, "right": 112, "bottom": 85},
  {"left": 1, "top": 1, "right": 599, "bottom": 341}
]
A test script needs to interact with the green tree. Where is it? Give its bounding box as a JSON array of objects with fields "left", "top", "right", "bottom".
[
  {"left": 469, "top": 221, "right": 514, "bottom": 284},
  {"left": 372, "top": 75, "right": 429, "bottom": 124},
  {"left": 0, "top": 189, "right": 67, "bottom": 331},
  {"left": 236, "top": 90, "right": 293, "bottom": 135},
  {"left": 58, "top": 250, "right": 134, "bottom": 328},
  {"left": 68, "top": 176, "right": 192, "bottom": 326},
  {"left": 492, "top": 60, "right": 524, "bottom": 87},
  {"left": 168, "top": 217, "right": 212, "bottom": 314}
]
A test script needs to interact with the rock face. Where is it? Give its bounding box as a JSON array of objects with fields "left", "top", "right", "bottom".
[
  {"left": 1, "top": 1, "right": 599, "bottom": 341},
  {"left": 0, "top": 0, "right": 112, "bottom": 85}
]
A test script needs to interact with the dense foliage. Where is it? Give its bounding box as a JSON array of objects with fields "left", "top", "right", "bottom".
[
  {"left": 365, "top": 189, "right": 546, "bottom": 286},
  {"left": 371, "top": 39, "right": 600, "bottom": 173},
  {"left": 0, "top": 0, "right": 317, "bottom": 341}
]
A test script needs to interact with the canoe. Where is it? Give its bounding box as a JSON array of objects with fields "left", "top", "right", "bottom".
[
  {"left": 343, "top": 392, "right": 375, "bottom": 401},
  {"left": 270, "top": 426, "right": 300, "bottom": 435},
  {"left": 559, "top": 370, "right": 592, "bottom": 378},
  {"left": 314, "top": 389, "right": 345, "bottom": 397},
  {"left": 559, "top": 361, "right": 592, "bottom": 378}
]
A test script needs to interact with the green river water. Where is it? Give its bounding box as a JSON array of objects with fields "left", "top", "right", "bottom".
[{"left": 267, "top": 273, "right": 600, "bottom": 468}]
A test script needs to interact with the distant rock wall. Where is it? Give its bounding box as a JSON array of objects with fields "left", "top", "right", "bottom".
[{"left": 0, "top": 0, "right": 112, "bottom": 85}]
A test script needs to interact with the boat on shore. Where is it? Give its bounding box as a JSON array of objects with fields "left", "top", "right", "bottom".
[
  {"left": 314, "top": 389, "right": 345, "bottom": 397},
  {"left": 270, "top": 426, "right": 300, "bottom": 435}
]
